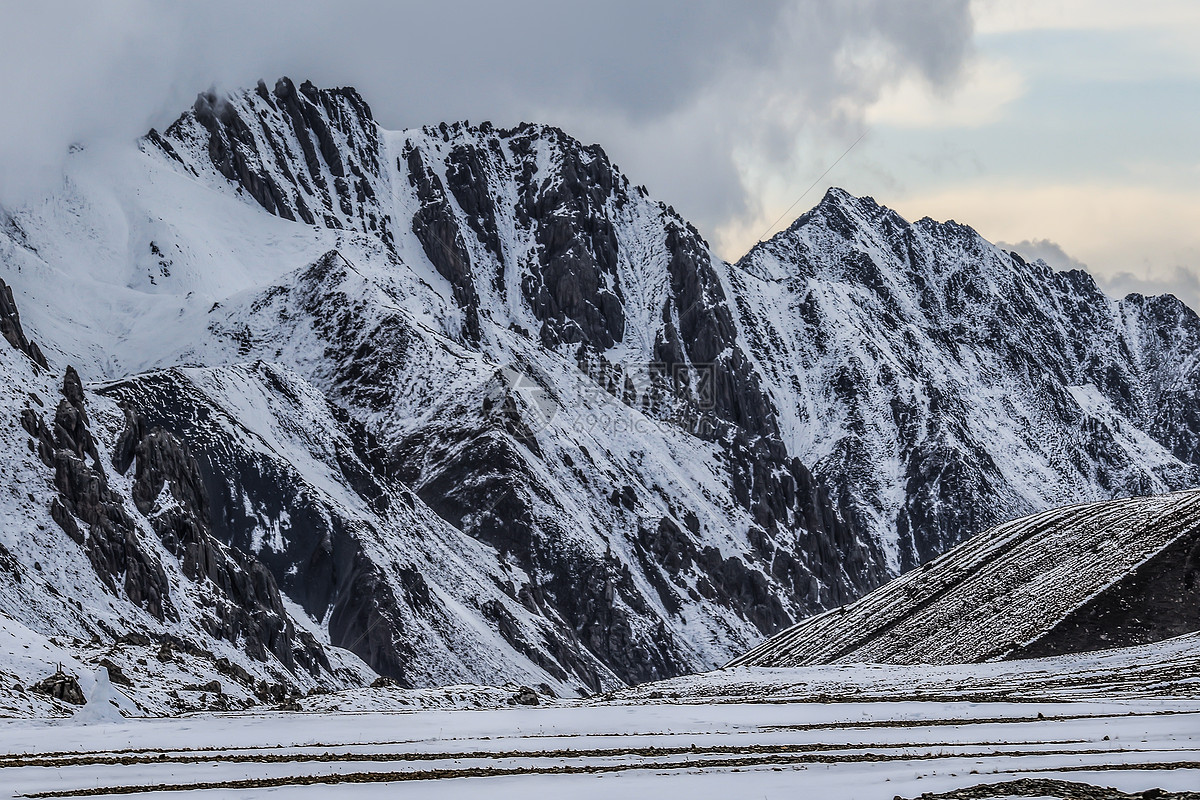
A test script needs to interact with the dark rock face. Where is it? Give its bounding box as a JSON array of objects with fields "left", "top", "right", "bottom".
[
  {"left": 1012, "top": 521, "right": 1200, "bottom": 659},
  {"left": 892, "top": 427, "right": 1008, "bottom": 572},
  {"left": 11, "top": 355, "right": 332, "bottom": 679},
  {"left": 657, "top": 222, "right": 773, "bottom": 438},
  {"left": 190, "top": 88, "right": 304, "bottom": 223},
  {"left": 323, "top": 547, "right": 414, "bottom": 686},
  {"left": 117, "top": 413, "right": 327, "bottom": 673},
  {"left": 404, "top": 144, "right": 482, "bottom": 341},
  {"left": 98, "top": 659, "right": 132, "bottom": 687},
  {"left": 1126, "top": 293, "right": 1200, "bottom": 466},
  {"left": 400, "top": 125, "right": 879, "bottom": 628},
  {"left": 393, "top": 411, "right": 680, "bottom": 689},
  {"left": 158, "top": 76, "right": 388, "bottom": 239},
  {"left": 403, "top": 125, "right": 628, "bottom": 350},
  {"left": 388, "top": 372, "right": 866, "bottom": 685},
  {"left": 444, "top": 142, "right": 506, "bottom": 270},
  {"left": 651, "top": 220, "right": 884, "bottom": 603},
  {"left": 0, "top": 278, "right": 48, "bottom": 369},
  {"left": 510, "top": 127, "right": 626, "bottom": 350},
  {"left": 111, "top": 404, "right": 144, "bottom": 475},
  {"left": 28, "top": 370, "right": 176, "bottom": 623},
  {"left": 31, "top": 670, "right": 85, "bottom": 705},
  {"left": 101, "top": 366, "right": 454, "bottom": 687}
]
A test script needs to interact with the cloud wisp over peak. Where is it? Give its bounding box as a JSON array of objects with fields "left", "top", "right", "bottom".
[{"left": 0, "top": 0, "right": 974, "bottom": 238}]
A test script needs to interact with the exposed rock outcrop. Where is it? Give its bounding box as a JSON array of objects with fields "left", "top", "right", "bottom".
[
  {"left": 31, "top": 669, "right": 85, "bottom": 705},
  {"left": 0, "top": 278, "right": 48, "bottom": 369},
  {"left": 32, "top": 370, "right": 176, "bottom": 623},
  {"left": 11, "top": 354, "right": 335, "bottom": 680},
  {"left": 404, "top": 143, "right": 481, "bottom": 340},
  {"left": 157, "top": 76, "right": 387, "bottom": 239},
  {"left": 114, "top": 407, "right": 332, "bottom": 674}
]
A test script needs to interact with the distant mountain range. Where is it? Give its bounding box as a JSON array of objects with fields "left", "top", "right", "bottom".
[{"left": 1, "top": 77, "right": 1198, "bottom": 710}]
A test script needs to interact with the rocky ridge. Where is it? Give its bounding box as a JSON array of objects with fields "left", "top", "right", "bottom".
[
  {"left": 731, "top": 490, "right": 1200, "bottom": 668},
  {"left": 729, "top": 189, "right": 1200, "bottom": 570}
]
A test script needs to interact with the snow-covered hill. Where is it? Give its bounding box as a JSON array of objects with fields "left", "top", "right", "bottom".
[
  {"left": 624, "top": 631, "right": 1200, "bottom": 703},
  {"left": 731, "top": 490, "right": 1200, "bottom": 668},
  {"left": 1, "top": 77, "right": 1199, "bottom": 700}
]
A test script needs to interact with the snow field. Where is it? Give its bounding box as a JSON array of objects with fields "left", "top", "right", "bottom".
[{"left": 1, "top": 700, "right": 1198, "bottom": 798}]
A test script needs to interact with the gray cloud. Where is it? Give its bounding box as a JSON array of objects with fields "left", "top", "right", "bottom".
[
  {"left": 998, "top": 238, "right": 1200, "bottom": 310},
  {"left": 997, "top": 238, "right": 1090, "bottom": 271},
  {"left": 0, "top": 0, "right": 974, "bottom": 238},
  {"left": 1098, "top": 267, "right": 1200, "bottom": 310}
]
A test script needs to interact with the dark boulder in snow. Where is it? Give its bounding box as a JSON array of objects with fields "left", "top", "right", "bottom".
[
  {"left": 509, "top": 686, "right": 539, "bottom": 705},
  {"left": 31, "top": 669, "right": 85, "bottom": 705}
]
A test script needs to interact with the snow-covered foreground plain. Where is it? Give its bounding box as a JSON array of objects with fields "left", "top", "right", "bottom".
[{"left": 1, "top": 700, "right": 1198, "bottom": 799}]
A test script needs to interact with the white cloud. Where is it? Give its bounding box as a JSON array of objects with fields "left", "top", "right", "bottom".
[
  {"left": 1100, "top": 266, "right": 1200, "bottom": 305},
  {"left": 864, "top": 55, "right": 1024, "bottom": 129},
  {"left": 996, "top": 238, "right": 1088, "bottom": 271},
  {"left": 971, "top": 0, "right": 1200, "bottom": 34}
]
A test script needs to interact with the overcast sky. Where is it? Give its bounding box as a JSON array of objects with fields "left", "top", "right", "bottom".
[{"left": 1, "top": 1, "right": 1197, "bottom": 305}]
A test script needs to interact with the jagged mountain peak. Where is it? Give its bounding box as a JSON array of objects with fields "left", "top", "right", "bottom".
[
  {"left": 728, "top": 184, "right": 1200, "bottom": 571},
  {"left": 810, "top": 185, "right": 891, "bottom": 220},
  {"left": 150, "top": 75, "right": 383, "bottom": 234},
  {"left": 781, "top": 187, "right": 906, "bottom": 242},
  {"left": 1119, "top": 285, "right": 1198, "bottom": 321},
  {"left": 747, "top": 185, "right": 1130, "bottom": 327}
]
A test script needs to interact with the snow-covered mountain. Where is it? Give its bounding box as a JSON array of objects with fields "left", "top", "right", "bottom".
[
  {"left": 1, "top": 77, "right": 1199, "bottom": 701},
  {"left": 731, "top": 489, "right": 1200, "bottom": 668},
  {"left": 728, "top": 189, "right": 1200, "bottom": 571}
]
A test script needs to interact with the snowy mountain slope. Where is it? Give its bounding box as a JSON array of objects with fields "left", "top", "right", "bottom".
[
  {"left": 99, "top": 361, "right": 620, "bottom": 694},
  {"left": 155, "top": 79, "right": 885, "bottom": 614},
  {"left": 727, "top": 189, "right": 1200, "bottom": 571},
  {"left": 731, "top": 489, "right": 1200, "bottom": 668},
  {"left": 101, "top": 247, "right": 864, "bottom": 689},
  {"left": 0, "top": 286, "right": 372, "bottom": 717},
  {"left": 1, "top": 77, "right": 1200, "bottom": 694}
]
